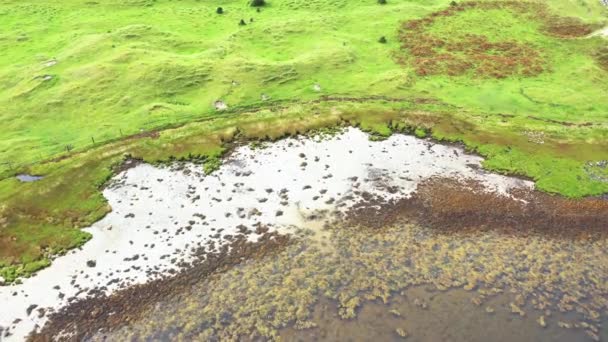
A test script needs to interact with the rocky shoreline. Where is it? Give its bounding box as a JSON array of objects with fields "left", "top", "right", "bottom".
[{"left": 1, "top": 128, "right": 606, "bottom": 341}]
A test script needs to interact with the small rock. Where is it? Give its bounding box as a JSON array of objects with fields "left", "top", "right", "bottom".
[
  {"left": 26, "top": 304, "right": 38, "bottom": 316},
  {"left": 395, "top": 328, "right": 408, "bottom": 338},
  {"left": 510, "top": 302, "right": 525, "bottom": 316},
  {"left": 413, "top": 298, "right": 428, "bottom": 309},
  {"left": 214, "top": 100, "right": 228, "bottom": 111},
  {"left": 43, "top": 59, "right": 57, "bottom": 67},
  {"left": 90, "top": 307, "right": 102, "bottom": 318},
  {"left": 389, "top": 309, "right": 402, "bottom": 317},
  {"left": 86, "top": 260, "right": 97, "bottom": 268}
]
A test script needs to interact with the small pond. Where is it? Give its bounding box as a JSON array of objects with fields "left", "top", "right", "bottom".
[{"left": 16, "top": 174, "right": 43, "bottom": 182}]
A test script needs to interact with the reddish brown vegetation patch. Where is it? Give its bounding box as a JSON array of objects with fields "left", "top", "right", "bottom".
[
  {"left": 398, "top": 1, "right": 596, "bottom": 78},
  {"left": 542, "top": 16, "right": 597, "bottom": 38},
  {"left": 347, "top": 178, "right": 608, "bottom": 240}
]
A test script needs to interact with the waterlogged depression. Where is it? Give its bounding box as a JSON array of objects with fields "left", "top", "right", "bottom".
[{"left": 3, "top": 127, "right": 604, "bottom": 341}]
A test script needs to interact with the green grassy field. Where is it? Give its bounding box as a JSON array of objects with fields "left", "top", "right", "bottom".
[{"left": 0, "top": 0, "right": 607, "bottom": 281}]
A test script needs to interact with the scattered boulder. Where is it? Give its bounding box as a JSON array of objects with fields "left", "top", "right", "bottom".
[
  {"left": 214, "top": 100, "right": 228, "bottom": 110},
  {"left": 43, "top": 59, "right": 57, "bottom": 67},
  {"left": 537, "top": 315, "right": 547, "bottom": 328},
  {"left": 395, "top": 328, "right": 408, "bottom": 338},
  {"left": 26, "top": 304, "right": 38, "bottom": 316}
]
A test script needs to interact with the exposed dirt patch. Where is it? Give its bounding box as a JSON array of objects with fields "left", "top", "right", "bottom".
[{"left": 110, "top": 157, "right": 143, "bottom": 174}]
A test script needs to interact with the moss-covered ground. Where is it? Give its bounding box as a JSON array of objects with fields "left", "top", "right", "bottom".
[{"left": 0, "top": 0, "right": 607, "bottom": 280}]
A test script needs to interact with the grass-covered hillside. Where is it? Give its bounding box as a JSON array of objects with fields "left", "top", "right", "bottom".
[{"left": 0, "top": 0, "right": 607, "bottom": 281}]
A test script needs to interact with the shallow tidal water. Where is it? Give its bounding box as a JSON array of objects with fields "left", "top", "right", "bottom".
[
  {"left": 280, "top": 289, "right": 597, "bottom": 342},
  {"left": 96, "top": 222, "right": 608, "bottom": 342}
]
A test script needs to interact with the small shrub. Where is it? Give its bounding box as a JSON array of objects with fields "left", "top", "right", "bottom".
[
  {"left": 239, "top": 19, "right": 247, "bottom": 26},
  {"left": 450, "top": 1, "right": 457, "bottom": 6},
  {"left": 216, "top": 7, "right": 223, "bottom": 14},
  {"left": 378, "top": 36, "right": 387, "bottom": 43},
  {"left": 250, "top": 0, "right": 266, "bottom": 7},
  {"left": 414, "top": 128, "right": 427, "bottom": 138},
  {"left": 378, "top": 0, "right": 387, "bottom": 4},
  {"left": 203, "top": 156, "right": 222, "bottom": 174}
]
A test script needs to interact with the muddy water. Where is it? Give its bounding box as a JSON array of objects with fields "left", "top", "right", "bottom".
[
  {"left": 89, "top": 218, "right": 608, "bottom": 342},
  {"left": 281, "top": 290, "right": 592, "bottom": 342}
]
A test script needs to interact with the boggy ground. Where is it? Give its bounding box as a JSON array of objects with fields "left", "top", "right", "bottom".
[{"left": 28, "top": 177, "right": 608, "bottom": 341}]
